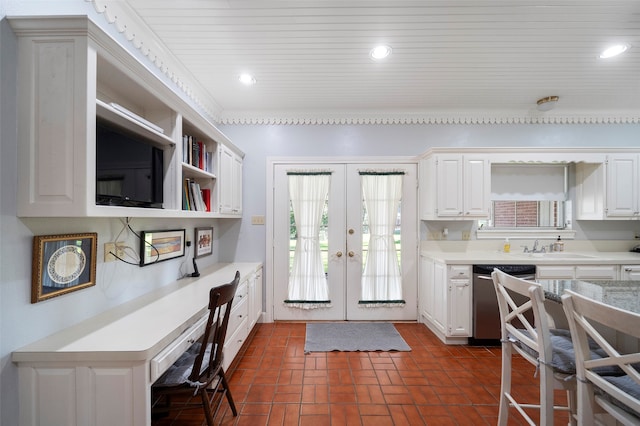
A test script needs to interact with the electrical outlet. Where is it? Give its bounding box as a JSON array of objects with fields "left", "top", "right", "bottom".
[
  {"left": 115, "top": 243, "right": 127, "bottom": 259},
  {"left": 104, "top": 243, "right": 116, "bottom": 262},
  {"left": 462, "top": 231, "right": 471, "bottom": 241}
]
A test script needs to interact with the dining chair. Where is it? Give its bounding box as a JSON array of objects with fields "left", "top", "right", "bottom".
[
  {"left": 151, "top": 270, "right": 240, "bottom": 425},
  {"left": 491, "top": 269, "right": 577, "bottom": 425},
  {"left": 562, "top": 289, "right": 640, "bottom": 426}
]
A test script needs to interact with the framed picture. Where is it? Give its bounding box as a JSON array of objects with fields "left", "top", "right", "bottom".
[
  {"left": 194, "top": 227, "right": 213, "bottom": 258},
  {"left": 31, "top": 233, "right": 97, "bottom": 303},
  {"left": 140, "top": 229, "right": 186, "bottom": 266}
]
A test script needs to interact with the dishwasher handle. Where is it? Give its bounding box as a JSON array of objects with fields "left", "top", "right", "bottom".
[{"left": 476, "top": 274, "right": 535, "bottom": 281}]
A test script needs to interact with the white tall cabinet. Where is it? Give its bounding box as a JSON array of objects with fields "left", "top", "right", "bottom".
[{"left": 420, "top": 154, "right": 490, "bottom": 220}]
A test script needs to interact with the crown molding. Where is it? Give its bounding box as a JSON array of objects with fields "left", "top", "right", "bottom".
[
  {"left": 88, "top": 0, "right": 222, "bottom": 122},
  {"left": 217, "top": 110, "right": 640, "bottom": 126}
]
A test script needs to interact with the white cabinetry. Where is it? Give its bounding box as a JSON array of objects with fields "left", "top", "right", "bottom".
[
  {"left": 13, "top": 263, "right": 261, "bottom": 426},
  {"left": 217, "top": 144, "right": 243, "bottom": 215},
  {"left": 621, "top": 265, "right": 640, "bottom": 280},
  {"left": 606, "top": 154, "right": 639, "bottom": 218},
  {"left": 420, "top": 154, "right": 490, "bottom": 220},
  {"left": 10, "top": 16, "right": 242, "bottom": 218},
  {"left": 536, "top": 264, "right": 618, "bottom": 280},
  {"left": 575, "top": 154, "right": 640, "bottom": 220},
  {"left": 419, "top": 257, "right": 471, "bottom": 344}
]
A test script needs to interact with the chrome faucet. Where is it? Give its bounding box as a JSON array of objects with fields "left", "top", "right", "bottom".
[{"left": 523, "top": 239, "right": 546, "bottom": 253}]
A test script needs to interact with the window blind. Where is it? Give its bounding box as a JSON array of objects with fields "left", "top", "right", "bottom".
[{"left": 491, "top": 164, "right": 567, "bottom": 201}]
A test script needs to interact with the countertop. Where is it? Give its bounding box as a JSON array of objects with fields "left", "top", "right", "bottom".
[
  {"left": 421, "top": 249, "right": 640, "bottom": 265},
  {"left": 537, "top": 279, "right": 640, "bottom": 314}
]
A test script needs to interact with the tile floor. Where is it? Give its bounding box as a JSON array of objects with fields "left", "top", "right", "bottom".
[{"left": 152, "top": 322, "right": 571, "bottom": 425}]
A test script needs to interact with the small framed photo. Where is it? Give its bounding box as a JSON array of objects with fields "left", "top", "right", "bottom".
[
  {"left": 31, "top": 233, "right": 97, "bottom": 303},
  {"left": 140, "top": 229, "right": 186, "bottom": 266},
  {"left": 194, "top": 227, "right": 213, "bottom": 258}
]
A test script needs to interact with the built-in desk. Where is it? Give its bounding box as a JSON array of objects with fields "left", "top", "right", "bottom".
[{"left": 12, "top": 262, "right": 262, "bottom": 426}]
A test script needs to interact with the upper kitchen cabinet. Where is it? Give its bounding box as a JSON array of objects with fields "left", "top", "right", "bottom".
[
  {"left": 217, "top": 144, "right": 243, "bottom": 216},
  {"left": 10, "top": 16, "right": 243, "bottom": 218},
  {"left": 420, "top": 154, "right": 490, "bottom": 220},
  {"left": 576, "top": 153, "right": 640, "bottom": 220}
]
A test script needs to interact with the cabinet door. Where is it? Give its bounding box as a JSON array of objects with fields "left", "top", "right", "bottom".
[
  {"left": 606, "top": 155, "right": 639, "bottom": 218},
  {"left": 432, "top": 261, "right": 447, "bottom": 334},
  {"left": 436, "top": 155, "right": 464, "bottom": 217},
  {"left": 419, "top": 256, "right": 434, "bottom": 322},
  {"left": 448, "top": 279, "right": 471, "bottom": 336},
  {"left": 218, "top": 145, "right": 234, "bottom": 213},
  {"left": 463, "top": 156, "right": 490, "bottom": 217},
  {"left": 232, "top": 153, "right": 243, "bottom": 214}
]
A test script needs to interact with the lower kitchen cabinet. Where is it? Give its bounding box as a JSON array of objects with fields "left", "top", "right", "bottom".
[{"left": 420, "top": 257, "right": 471, "bottom": 344}]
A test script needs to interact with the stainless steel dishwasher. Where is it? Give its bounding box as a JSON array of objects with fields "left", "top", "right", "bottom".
[{"left": 470, "top": 264, "right": 536, "bottom": 346}]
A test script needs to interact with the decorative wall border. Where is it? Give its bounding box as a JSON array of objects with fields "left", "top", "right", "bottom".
[
  {"left": 88, "top": 1, "right": 640, "bottom": 127},
  {"left": 216, "top": 111, "right": 640, "bottom": 126}
]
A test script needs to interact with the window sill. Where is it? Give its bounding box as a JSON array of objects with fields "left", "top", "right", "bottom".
[{"left": 476, "top": 229, "right": 576, "bottom": 240}]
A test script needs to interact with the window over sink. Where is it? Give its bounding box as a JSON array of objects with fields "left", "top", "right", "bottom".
[{"left": 477, "top": 164, "right": 575, "bottom": 240}]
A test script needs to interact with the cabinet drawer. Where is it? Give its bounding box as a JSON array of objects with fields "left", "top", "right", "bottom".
[
  {"left": 232, "top": 281, "right": 248, "bottom": 308},
  {"left": 537, "top": 265, "right": 575, "bottom": 279},
  {"left": 150, "top": 313, "right": 208, "bottom": 382},
  {"left": 223, "top": 316, "right": 249, "bottom": 371},
  {"left": 226, "top": 295, "right": 248, "bottom": 339},
  {"left": 575, "top": 265, "right": 617, "bottom": 280},
  {"left": 449, "top": 265, "right": 471, "bottom": 279}
]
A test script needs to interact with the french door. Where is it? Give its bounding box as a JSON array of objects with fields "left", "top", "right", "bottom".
[{"left": 271, "top": 162, "right": 417, "bottom": 321}]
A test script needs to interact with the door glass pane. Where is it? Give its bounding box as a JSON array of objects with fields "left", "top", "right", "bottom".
[{"left": 289, "top": 198, "right": 329, "bottom": 275}]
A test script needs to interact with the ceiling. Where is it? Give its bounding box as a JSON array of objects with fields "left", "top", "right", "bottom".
[{"left": 118, "top": 0, "right": 640, "bottom": 124}]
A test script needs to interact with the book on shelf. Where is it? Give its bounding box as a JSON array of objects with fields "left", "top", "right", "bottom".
[
  {"left": 182, "top": 178, "right": 190, "bottom": 210},
  {"left": 201, "top": 188, "right": 211, "bottom": 212}
]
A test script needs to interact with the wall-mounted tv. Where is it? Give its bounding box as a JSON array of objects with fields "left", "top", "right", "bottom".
[{"left": 96, "top": 120, "right": 164, "bottom": 208}]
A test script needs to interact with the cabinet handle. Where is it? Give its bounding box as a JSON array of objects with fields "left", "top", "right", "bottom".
[
  {"left": 336, "top": 251, "right": 343, "bottom": 258},
  {"left": 348, "top": 251, "right": 355, "bottom": 257}
]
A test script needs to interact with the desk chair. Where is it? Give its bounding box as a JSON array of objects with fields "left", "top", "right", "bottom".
[
  {"left": 152, "top": 271, "right": 240, "bottom": 425},
  {"left": 492, "top": 269, "right": 577, "bottom": 425},
  {"left": 562, "top": 290, "right": 640, "bottom": 426}
]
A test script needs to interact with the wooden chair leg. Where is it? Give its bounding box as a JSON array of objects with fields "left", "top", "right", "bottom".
[
  {"left": 200, "top": 388, "right": 215, "bottom": 426},
  {"left": 221, "top": 373, "right": 238, "bottom": 416}
]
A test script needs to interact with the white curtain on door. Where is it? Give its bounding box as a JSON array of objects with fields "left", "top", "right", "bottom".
[
  {"left": 285, "top": 172, "right": 331, "bottom": 309},
  {"left": 360, "top": 171, "right": 404, "bottom": 307}
]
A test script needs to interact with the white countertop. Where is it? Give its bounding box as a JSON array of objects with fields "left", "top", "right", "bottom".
[
  {"left": 12, "top": 262, "right": 262, "bottom": 364},
  {"left": 421, "top": 249, "right": 640, "bottom": 265}
]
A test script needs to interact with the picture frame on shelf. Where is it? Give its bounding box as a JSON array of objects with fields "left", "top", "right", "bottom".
[
  {"left": 31, "top": 233, "right": 97, "bottom": 303},
  {"left": 140, "top": 229, "right": 186, "bottom": 266},
  {"left": 194, "top": 227, "right": 213, "bottom": 258}
]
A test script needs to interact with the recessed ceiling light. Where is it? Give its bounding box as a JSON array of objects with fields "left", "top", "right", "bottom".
[
  {"left": 599, "top": 44, "right": 630, "bottom": 59},
  {"left": 239, "top": 73, "right": 256, "bottom": 86},
  {"left": 370, "top": 45, "right": 392, "bottom": 60}
]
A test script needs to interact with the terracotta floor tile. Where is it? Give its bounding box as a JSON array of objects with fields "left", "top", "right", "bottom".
[{"left": 151, "top": 322, "right": 555, "bottom": 426}]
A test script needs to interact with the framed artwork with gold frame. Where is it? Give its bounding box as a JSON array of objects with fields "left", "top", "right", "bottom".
[{"left": 31, "top": 233, "right": 97, "bottom": 303}]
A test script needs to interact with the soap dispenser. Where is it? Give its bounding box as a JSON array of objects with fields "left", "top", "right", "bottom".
[
  {"left": 503, "top": 238, "right": 511, "bottom": 253},
  {"left": 555, "top": 236, "right": 564, "bottom": 252}
]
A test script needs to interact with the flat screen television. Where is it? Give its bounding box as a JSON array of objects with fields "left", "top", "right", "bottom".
[{"left": 96, "top": 120, "right": 164, "bottom": 208}]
